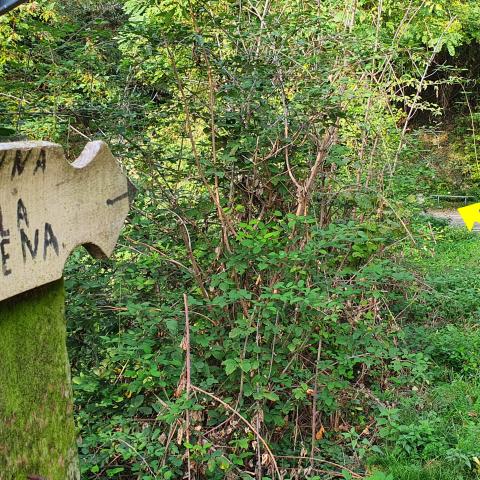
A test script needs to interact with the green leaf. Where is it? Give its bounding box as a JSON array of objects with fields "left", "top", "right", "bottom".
[{"left": 223, "top": 358, "right": 238, "bottom": 375}]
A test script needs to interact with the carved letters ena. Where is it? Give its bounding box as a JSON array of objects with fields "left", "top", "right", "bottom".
[{"left": 0, "top": 141, "right": 132, "bottom": 302}]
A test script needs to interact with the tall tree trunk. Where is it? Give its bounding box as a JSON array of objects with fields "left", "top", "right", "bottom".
[{"left": 0, "top": 280, "right": 79, "bottom": 480}]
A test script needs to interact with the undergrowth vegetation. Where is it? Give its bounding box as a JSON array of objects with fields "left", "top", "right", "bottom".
[
  {"left": 367, "top": 229, "right": 480, "bottom": 480},
  {"left": 65, "top": 218, "right": 480, "bottom": 479}
]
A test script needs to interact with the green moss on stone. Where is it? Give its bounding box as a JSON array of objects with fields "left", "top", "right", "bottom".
[{"left": 0, "top": 280, "right": 79, "bottom": 480}]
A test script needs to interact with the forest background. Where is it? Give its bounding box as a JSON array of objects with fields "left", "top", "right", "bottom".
[{"left": 2, "top": 1, "right": 480, "bottom": 479}]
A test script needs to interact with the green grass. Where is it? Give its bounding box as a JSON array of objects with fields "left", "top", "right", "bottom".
[
  {"left": 369, "top": 461, "right": 471, "bottom": 480},
  {"left": 369, "top": 380, "right": 480, "bottom": 479},
  {"left": 368, "top": 228, "right": 480, "bottom": 480}
]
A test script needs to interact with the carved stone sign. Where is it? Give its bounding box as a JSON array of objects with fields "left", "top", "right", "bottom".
[{"left": 0, "top": 140, "right": 132, "bottom": 302}]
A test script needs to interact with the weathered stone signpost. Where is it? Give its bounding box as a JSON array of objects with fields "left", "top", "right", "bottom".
[{"left": 0, "top": 141, "right": 132, "bottom": 479}]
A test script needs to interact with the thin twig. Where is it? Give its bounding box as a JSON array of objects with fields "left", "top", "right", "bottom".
[
  {"left": 191, "top": 385, "right": 282, "bottom": 479},
  {"left": 310, "top": 338, "right": 323, "bottom": 466},
  {"left": 183, "top": 294, "right": 192, "bottom": 480}
]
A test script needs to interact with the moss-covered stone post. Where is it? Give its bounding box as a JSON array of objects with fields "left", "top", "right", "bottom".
[
  {"left": 0, "top": 141, "right": 132, "bottom": 480},
  {"left": 0, "top": 280, "right": 79, "bottom": 480}
]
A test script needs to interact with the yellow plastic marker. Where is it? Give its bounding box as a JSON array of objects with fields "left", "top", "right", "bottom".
[{"left": 458, "top": 203, "right": 480, "bottom": 231}]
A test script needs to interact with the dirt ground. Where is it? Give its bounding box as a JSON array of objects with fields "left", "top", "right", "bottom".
[{"left": 426, "top": 209, "right": 480, "bottom": 232}]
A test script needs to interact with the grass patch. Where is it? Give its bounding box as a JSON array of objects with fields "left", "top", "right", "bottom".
[{"left": 369, "top": 228, "right": 480, "bottom": 479}]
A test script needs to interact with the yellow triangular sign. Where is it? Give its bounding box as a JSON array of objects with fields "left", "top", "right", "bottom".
[{"left": 458, "top": 203, "right": 480, "bottom": 231}]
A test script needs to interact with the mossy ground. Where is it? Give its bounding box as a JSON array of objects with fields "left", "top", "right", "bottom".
[{"left": 0, "top": 280, "right": 79, "bottom": 480}]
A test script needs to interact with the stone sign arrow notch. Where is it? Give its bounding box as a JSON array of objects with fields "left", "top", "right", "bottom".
[{"left": 0, "top": 140, "right": 133, "bottom": 302}]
